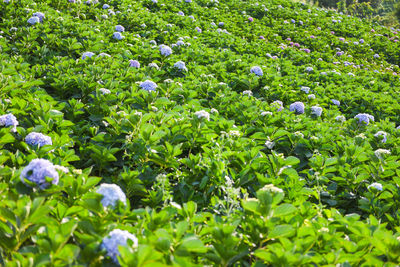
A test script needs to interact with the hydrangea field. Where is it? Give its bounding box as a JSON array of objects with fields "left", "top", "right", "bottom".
[{"left": 1, "top": 0, "right": 400, "bottom": 265}]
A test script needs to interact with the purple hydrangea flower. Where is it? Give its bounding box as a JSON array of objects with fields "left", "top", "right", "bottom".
[
  {"left": 373, "top": 54, "right": 380, "bottom": 59},
  {"left": 113, "top": 32, "right": 124, "bottom": 40},
  {"left": 272, "top": 100, "right": 284, "bottom": 111},
  {"left": 0, "top": 113, "right": 18, "bottom": 132},
  {"left": 25, "top": 132, "right": 52, "bottom": 147},
  {"left": 250, "top": 66, "right": 263, "bottom": 77},
  {"left": 305, "top": 67, "right": 313, "bottom": 72},
  {"left": 354, "top": 113, "right": 374, "bottom": 125},
  {"left": 20, "top": 159, "right": 59, "bottom": 189},
  {"left": 140, "top": 80, "right": 157, "bottom": 91},
  {"left": 173, "top": 61, "right": 188, "bottom": 71},
  {"left": 102, "top": 229, "right": 138, "bottom": 264},
  {"left": 115, "top": 25, "right": 125, "bottom": 32},
  {"left": 195, "top": 27, "right": 202, "bottom": 33},
  {"left": 331, "top": 99, "right": 340, "bottom": 106},
  {"left": 160, "top": 45, "right": 172, "bottom": 56},
  {"left": 27, "top": 17, "right": 40, "bottom": 25},
  {"left": 176, "top": 40, "right": 185, "bottom": 46},
  {"left": 129, "top": 60, "right": 140, "bottom": 68},
  {"left": 33, "top": 12, "right": 45, "bottom": 22},
  {"left": 96, "top": 183, "right": 127, "bottom": 208},
  {"left": 374, "top": 131, "right": 387, "bottom": 143},
  {"left": 102, "top": 4, "right": 110, "bottom": 9},
  {"left": 248, "top": 17, "right": 254, "bottom": 22},
  {"left": 289, "top": 102, "right": 305, "bottom": 114},
  {"left": 178, "top": 11, "right": 184, "bottom": 16},
  {"left": 82, "top": 52, "right": 95, "bottom": 60}
]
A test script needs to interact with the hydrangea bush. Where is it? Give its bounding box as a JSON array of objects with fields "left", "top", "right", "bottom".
[{"left": 1, "top": 0, "right": 400, "bottom": 265}]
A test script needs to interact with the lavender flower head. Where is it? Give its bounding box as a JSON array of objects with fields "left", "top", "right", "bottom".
[
  {"left": 129, "top": 60, "right": 140, "bottom": 68},
  {"left": 195, "top": 27, "right": 202, "bottom": 33},
  {"left": 96, "top": 183, "right": 127, "bottom": 208},
  {"left": 27, "top": 17, "right": 40, "bottom": 25},
  {"left": 308, "top": 94, "right": 315, "bottom": 99},
  {"left": 195, "top": 110, "right": 210, "bottom": 120},
  {"left": 140, "top": 80, "right": 157, "bottom": 91},
  {"left": 0, "top": 113, "right": 18, "bottom": 132},
  {"left": 305, "top": 67, "right": 314, "bottom": 73},
  {"left": 310, "top": 106, "right": 323, "bottom": 117},
  {"left": 374, "top": 131, "right": 387, "bottom": 143},
  {"left": 25, "top": 132, "right": 52, "bottom": 147},
  {"left": 354, "top": 113, "right": 374, "bottom": 125},
  {"left": 115, "top": 25, "right": 125, "bottom": 32},
  {"left": 176, "top": 40, "right": 185, "bottom": 46},
  {"left": 102, "top": 229, "right": 138, "bottom": 264},
  {"left": 113, "top": 32, "right": 124, "bottom": 40},
  {"left": 272, "top": 100, "right": 284, "bottom": 111},
  {"left": 33, "top": 12, "right": 45, "bottom": 22},
  {"left": 160, "top": 45, "right": 172, "bottom": 56},
  {"left": 173, "top": 61, "right": 188, "bottom": 71},
  {"left": 290, "top": 102, "right": 305, "bottom": 114},
  {"left": 102, "top": 4, "right": 110, "bottom": 9},
  {"left": 82, "top": 52, "right": 95, "bottom": 60},
  {"left": 250, "top": 66, "right": 263, "bottom": 77},
  {"left": 178, "top": 11, "right": 185, "bottom": 16},
  {"left": 331, "top": 99, "right": 340, "bottom": 106},
  {"left": 301, "top": 86, "right": 310, "bottom": 94},
  {"left": 20, "top": 159, "right": 59, "bottom": 189}
]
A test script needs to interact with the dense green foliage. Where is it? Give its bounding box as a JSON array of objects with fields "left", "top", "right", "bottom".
[{"left": 1, "top": 0, "right": 400, "bottom": 265}]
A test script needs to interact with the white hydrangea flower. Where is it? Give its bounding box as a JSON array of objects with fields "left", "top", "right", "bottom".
[
  {"left": 374, "top": 131, "right": 387, "bottom": 143},
  {"left": 96, "top": 183, "right": 127, "bottom": 208},
  {"left": 311, "top": 106, "right": 323, "bottom": 117},
  {"left": 368, "top": 182, "right": 383, "bottom": 191},
  {"left": 260, "top": 184, "right": 283, "bottom": 194},
  {"left": 194, "top": 110, "right": 210, "bottom": 120},
  {"left": 335, "top": 115, "right": 346, "bottom": 122},
  {"left": 374, "top": 149, "right": 390, "bottom": 159},
  {"left": 301, "top": 86, "right": 310, "bottom": 94},
  {"left": 99, "top": 88, "right": 111, "bottom": 95},
  {"left": 242, "top": 90, "right": 253, "bottom": 96}
]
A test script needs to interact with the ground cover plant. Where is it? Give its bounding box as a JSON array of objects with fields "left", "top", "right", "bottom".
[{"left": 1, "top": 0, "right": 400, "bottom": 265}]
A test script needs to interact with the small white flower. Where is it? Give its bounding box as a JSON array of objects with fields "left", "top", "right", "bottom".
[
  {"left": 368, "top": 182, "right": 383, "bottom": 191},
  {"left": 265, "top": 139, "right": 275, "bottom": 149},
  {"left": 210, "top": 108, "right": 218, "bottom": 114},
  {"left": 242, "top": 90, "right": 253, "bottom": 96},
  {"left": 294, "top": 131, "right": 304, "bottom": 138},
  {"left": 261, "top": 111, "right": 272, "bottom": 116},
  {"left": 374, "top": 149, "right": 390, "bottom": 159},
  {"left": 301, "top": 86, "right": 310, "bottom": 94},
  {"left": 99, "top": 88, "right": 111, "bottom": 95},
  {"left": 335, "top": 115, "right": 346, "bottom": 122}
]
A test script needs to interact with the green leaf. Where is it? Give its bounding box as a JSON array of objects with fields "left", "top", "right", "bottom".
[{"left": 268, "top": 225, "right": 295, "bottom": 239}]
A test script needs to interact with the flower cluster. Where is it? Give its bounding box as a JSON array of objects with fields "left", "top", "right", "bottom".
[
  {"left": 331, "top": 99, "right": 340, "bottom": 106},
  {"left": 82, "top": 52, "right": 95, "bottom": 60},
  {"left": 101, "top": 229, "right": 138, "bottom": 264},
  {"left": 272, "top": 100, "right": 284, "bottom": 111},
  {"left": 195, "top": 110, "right": 210, "bottom": 120},
  {"left": 0, "top": 113, "right": 18, "bottom": 132},
  {"left": 25, "top": 132, "right": 52, "bottom": 147},
  {"left": 374, "top": 131, "right": 387, "bottom": 143},
  {"left": 311, "top": 106, "right": 323, "bottom": 117},
  {"left": 96, "top": 183, "right": 127, "bottom": 208},
  {"left": 289, "top": 102, "right": 305, "bottom": 114},
  {"left": 115, "top": 25, "right": 125, "bottom": 32},
  {"left": 140, "top": 80, "right": 157, "bottom": 91},
  {"left": 160, "top": 45, "right": 172, "bottom": 56},
  {"left": 20, "top": 159, "right": 59, "bottom": 189},
  {"left": 129, "top": 60, "right": 140, "bottom": 68},
  {"left": 113, "top": 32, "right": 124, "bottom": 40},
  {"left": 354, "top": 113, "right": 374, "bottom": 125},
  {"left": 173, "top": 61, "right": 188, "bottom": 71},
  {"left": 250, "top": 66, "right": 263, "bottom": 76}
]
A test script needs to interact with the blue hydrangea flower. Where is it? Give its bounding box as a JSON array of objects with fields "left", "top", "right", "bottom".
[
  {"left": 335, "top": 115, "right": 346, "bottom": 122},
  {"left": 33, "top": 12, "right": 45, "bottom": 22},
  {"left": 25, "top": 132, "right": 52, "bottom": 147},
  {"left": 115, "top": 25, "right": 125, "bottom": 32},
  {"left": 176, "top": 40, "right": 185, "bottom": 46},
  {"left": 160, "top": 45, "right": 172, "bottom": 56},
  {"left": 195, "top": 27, "right": 202, "bottom": 33},
  {"left": 20, "top": 159, "right": 59, "bottom": 189},
  {"left": 82, "top": 52, "right": 95, "bottom": 60},
  {"left": 103, "top": 4, "right": 110, "bottom": 9},
  {"left": 173, "top": 61, "right": 188, "bottom": 71},
  {"left": 178, "top": 11, "right": 184, "bottom": 16},
  {"left": 301, "top": 86, "right": 310, "bottom": 93},
  {"left": 311, "top": 106, "right": 323, "bottom": 117},
  {"left": 129, "top": 60, "right": 140, "bottom": 68},
  {"left": 308, "top": 94, "right": 315, "bottom": 99},
  {"left": 27, "top": 16, "right": 40, "bottom": 25},
  {"left": 102, "top": 229, "right": 138, "bottom": 264},
  {"left": 0, "top": 113, "right": 18, "bottom": 132},
  {"left": 149, "top": 40, "right": 157, "bottom": 45},
  {"left": 374, "top": 131, "right": 387, "bottom": 143},
  {"left": 96, "top": 183, "right": 127, "bottom": 208},
  {"left": 250, "top": 66, "right": 263, "bottom": 77},
  {"left": 354, "top": 113, "right": 374, "bottom": 125},
  {"left": 140, "top": 80, "right": 157, "bottom": 91},
  {"left": 373, "top": 54, "right": 380, "bottom": 59},
  {"left": 113, "top": 32, "right": 124, "bottom": 40},
  {"left": 331, "top": 99, "right": 340, "bottom": 106},
  {"left": 305, "top": 67, "right": 313, "bottom": 72},
  {"left": 290, "top": 102, "right": 305, "bottom": 114},
  {"left": 218, "top": 22, "right": 224, "bottom": 27}
]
